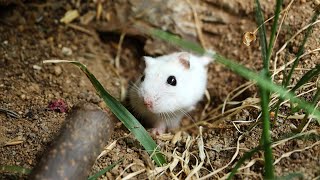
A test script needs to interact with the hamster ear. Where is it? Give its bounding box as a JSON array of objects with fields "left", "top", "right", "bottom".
[
  {"left": 178, "top": 52, "right": 190, "bottom": 69},
  {"left": 143, "top": 56, "right": 156, "bottom": 67}
]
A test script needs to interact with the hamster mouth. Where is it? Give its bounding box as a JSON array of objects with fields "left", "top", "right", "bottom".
[{"left": 143, "top": 98, "right": 154, "bottom": 111}]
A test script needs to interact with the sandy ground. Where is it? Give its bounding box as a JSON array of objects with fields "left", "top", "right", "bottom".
[{"left": 0, "top": 0, "right": 319, "bottom": 179}]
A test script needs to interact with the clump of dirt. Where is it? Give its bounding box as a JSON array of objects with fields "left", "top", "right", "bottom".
[{"left": 0, "top": 0, "right": 319, "bottom": 179}]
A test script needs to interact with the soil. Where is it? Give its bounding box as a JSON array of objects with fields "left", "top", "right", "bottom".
[{"left": 0, "top": 0, "right": 319, "bottom": 179}]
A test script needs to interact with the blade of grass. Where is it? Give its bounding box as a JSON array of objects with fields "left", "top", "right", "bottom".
[
  {"left": 227, "top": 146, "right": 261, "bottom": 179},
  {"left": 254, "top": 0, "right": 282, "bottom": 178},
  {"left": 149, "top": 27, "right": 320, "bottom": 179},
  {"left": 0, "top": 165, "right": 31, "bottom": 175},
  {"left": 148, "top": 29, "right": 320, "bottom": 121},
  {"left": 297, "top": 88, "right": 320, "bottom": 131},
  {"left": 290, "top": 65, "right": 320, "bottom": 113},
  {"left": 88, "top": 159, "right": 123, "bottom": 180},
  {"left": 150, "top": 29, "right": 206, "bottom": 55},
  {"left": 255, "top": 0, "right": 268, "bottom": 68},
  {"left": 291, "top": 64, "right": 320, "bottom": 92},
  {"left": 273, "top": 10, "right": 320, "bottom": 119},
  {"left": 275, "top": 172, "right": 304, "bottom": 180},
  {"left": 228, "top": 130, "right": 317, "bottom": 179},
  {"left": 284, "top": 11, "right": 319, "bottom": 87},
  {"left": 215, "top": 54, "right": 320, "bottom": 121},
  {"left": 43, "top": 60, "right": 166, "bottom": 166},
  {"left": 266, "top": 0, "right": 283, "bottom": 67},
  {"left": 258, "top": 84, "right": 274, "bottom": 178}
]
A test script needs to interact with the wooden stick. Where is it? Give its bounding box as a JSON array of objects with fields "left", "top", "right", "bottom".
[{"left": 30, "top": 102, "right": 114, "bottom": 180}]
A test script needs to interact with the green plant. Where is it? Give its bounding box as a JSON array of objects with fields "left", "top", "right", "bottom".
[
  {"left": 146, "top": 0, "right": 320, "bottom": 178},
  {"left": 254, "top": 0, "right": 283, "bottom": 178},
  {"left": 273, "top": 10, "right": 320, "bottom": 120},
  {"left": 0, "top": 165, "right": 31, "bottom": 176},
  {"left": 88, "top": 159, "right": 123, "bottom": 180},
  {"left": 43, "top": 60, "right": 167, "bottom": 167}
]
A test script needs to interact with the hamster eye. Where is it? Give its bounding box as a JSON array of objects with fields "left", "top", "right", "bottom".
[
  {"left": 141, "top": 75, "right": 145, "bottom": 82},
  {"left": 167, "top": 76, "right": 177, "bottom": 86}
]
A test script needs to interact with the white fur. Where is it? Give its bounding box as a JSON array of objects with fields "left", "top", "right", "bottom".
[{"left": 129, "top": 52, "right": 212, "bottom": 134}]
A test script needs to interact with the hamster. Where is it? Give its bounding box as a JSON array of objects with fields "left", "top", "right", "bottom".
[{"left": 129, "top": 52, "right": 212, "bottom": 135}]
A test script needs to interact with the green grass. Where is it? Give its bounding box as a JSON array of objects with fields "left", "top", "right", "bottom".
[
  {"left": 254, "top": 0, "right": 283, "bottom": 178},
  {"left": 43, "top": 60, "right": 167, "bottom": 167},
  {"left": 88, "top": 159, "right": 123, "bottom": 180},
  {"left": 0, "top": 165, "right": 31, "bottom": 175},
  {"left": 273, "top": 10, "right": 320, "bottom": 120},
  {"left": 147, "top": 1, "right": 320, "bottom": 178},
  {"left": 148, "top": 32, "right": 320, "bottom": 120},
  {"left": 40, "top": 2, "right": 319, "bottom": 178}
]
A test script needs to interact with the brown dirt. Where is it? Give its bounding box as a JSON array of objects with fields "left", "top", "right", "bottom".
[{"left": 0, "top": 0, "right": 319, "bottom": 179}]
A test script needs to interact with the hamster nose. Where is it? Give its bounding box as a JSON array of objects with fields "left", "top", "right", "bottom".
[{"left": 143, "top": 98, "right": 153, "bottom": 110}]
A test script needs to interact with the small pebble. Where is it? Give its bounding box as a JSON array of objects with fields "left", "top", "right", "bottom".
[
  {"left": 62, "top": 47, "right": 73, "bottom": 56},
  {"left": 33, "top": 65, "right": 42, "bottom": 70},
  {"left": 126, "top": 148, "right": 133, "bottom": 153},
  {"left": 289, "top": 123, "right": 297, "bottom": 130},
  {"left": 20, "top": 94, "right": 26, "bottom": 100},
  {"left": 98, "top": 101, "right": 107, "bottom": 109},
  {"left": 28, "top": 83, "right": 40, "bottom": 93},
  {"left": 54, "top": 66, "right": 62, "bottom": 76}
]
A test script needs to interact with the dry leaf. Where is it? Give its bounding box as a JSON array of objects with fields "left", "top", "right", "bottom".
[
  {"left": 243, "top": 32, "right": 256, "bottom": 46},
  {"left": 60, "top": 10, "right": 79, "bottom": 24}
]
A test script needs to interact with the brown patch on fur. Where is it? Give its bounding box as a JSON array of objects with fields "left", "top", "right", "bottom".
[{"left": 178, "top": 53, "right": 190, "bottom": 69}]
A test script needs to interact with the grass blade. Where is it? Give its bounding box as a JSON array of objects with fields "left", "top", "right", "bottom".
[
  {"left": 148, "top": 29, "right": 320, "bottom": 122},
  {"left": 254, "top": 0, "right": 283, "bottom": 178},
  {"left": 291, "top": 64, "right": 320, "bottom": 92},
  {"left": 149, "top": 29, "right": 205, "bottom": 55},
  {"left": 273, "top": 10, "right": 320, "bottom": 119},
  {"left": 227, "top": 147, "right": 261, "bottom": 179},
  {"left": 275, "top": 172, "right": 304, "bottom": 180},
  {"left": 0, "top": 165, "right": 31, "bottom": 175},
  {"left": 266, "top": 0, "right": 283, "bottom": 66},
  {"left": 88, "top": 159, "right": 123, "bottom": 180},
  {"left": 255, "top": 0, "right": 268, "bottom": 68},
  {"left": 297, "top": 88, "right": 320, "bottom": 130},
  {"left": 215, "top": 54, "right": 320, "bottom": 121},
  {"left": 43, "top": 60, "right": 166, "bottom": 166},
  {"left": 284, "top": 11, "right": 320, "bottom": 87},
  {"left": 258, "top": 85, "right": 274, "bottom": 178}
]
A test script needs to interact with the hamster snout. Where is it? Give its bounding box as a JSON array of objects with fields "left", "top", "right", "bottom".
[{"left": 143, "top": 97, "right": 153, "bottom": 110}]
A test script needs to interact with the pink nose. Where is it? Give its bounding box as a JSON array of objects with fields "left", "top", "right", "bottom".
[{"left": 143, "top": 98, "right": 153, "bottom": 110}]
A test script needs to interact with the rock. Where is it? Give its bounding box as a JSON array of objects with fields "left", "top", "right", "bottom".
[
  {"left": 54, "top": 66, "right": 62, "bottom": 76},
  {"left": 98, "top": 101, "right": 107, "bottom": 109},
  {"left": 33, "top": 65, "right": 42, "bottom": 70},
  {"left": 20, "top": 94, "right": 26, "bottom": 100},
  {"left": 28, "top": 83, "right": 40, "bottom": 94},
  {"left": 62, "top": 47, "right": 73, "bottom": 56}
]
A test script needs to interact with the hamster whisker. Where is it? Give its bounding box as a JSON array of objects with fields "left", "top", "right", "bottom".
[
  {"left": 159, "top": 112, "right": 165, "bottom": 121},
  {"left": 162, "top": 112, "right": 170, "bottom": 123},
  {"left": 178, "top": 109, "right": 196, "bottom": 123},
  {"left": 130, "top": 85, "right": 141, "bottom": 93},
  {"left": 159, "top": 113, "right": 164, "bottom": 121},
  {"left": 164, "top": 110, "right": 178, "bottom": 128},
  {"left": 129, "top": 93, "right": 140, "bottom": 99}
]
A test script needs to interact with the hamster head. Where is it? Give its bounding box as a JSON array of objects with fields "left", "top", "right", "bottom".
[{"left": 131, "top": 52, "right": 211, "bottom": 114}]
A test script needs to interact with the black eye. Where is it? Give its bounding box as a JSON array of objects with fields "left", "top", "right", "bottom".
[
  {"left": 141, "top": 75, "right": 145, "bottom": 82},
  {"left": 167, "top": 76, "right": 177, "bottom": 86}
]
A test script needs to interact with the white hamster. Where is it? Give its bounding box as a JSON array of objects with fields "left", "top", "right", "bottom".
[{"left": 129, "top": 52, "right": 212, "bottom": 134}]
